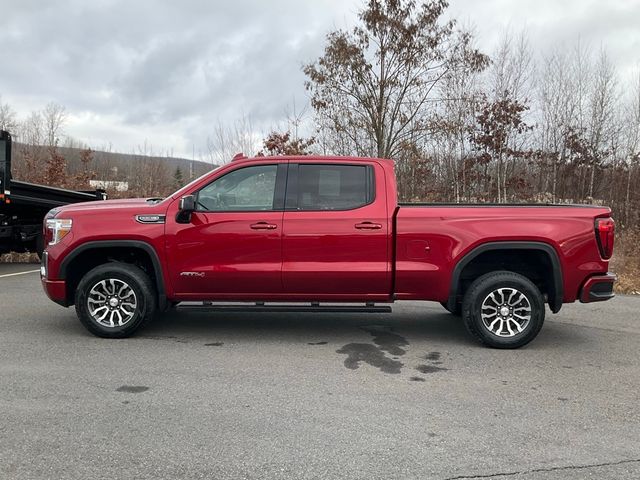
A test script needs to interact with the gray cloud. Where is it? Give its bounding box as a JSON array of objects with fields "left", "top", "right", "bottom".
[{"left": 1, "top": 0, "right": 638, "bottom": 157}]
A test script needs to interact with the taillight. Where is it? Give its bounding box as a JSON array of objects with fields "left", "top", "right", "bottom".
[{"left": 595, "top": 217, "right": 615, "bottom": 260}]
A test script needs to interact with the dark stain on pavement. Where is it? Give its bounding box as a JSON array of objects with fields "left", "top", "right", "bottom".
[
  {"left": 337, "top": 326, "right": 415, "bottom": 375},
  {"left": 116, "top": 385, "right": 149, "bottom": 393},
  {"left": 361, "top": 326, "right": 409, "bottom": 356},
  {"left": 143, "top": 335, "right": 189, "bottom": 344},
  {"left": 416, "top": 364, "right": 448, "bottom": 374},
  {"left": 308, "top": 341, "right": 328, "bottom": 345},
  {"left": 204, "top": 342, "right": 224, "bottom": 347},
  {"left": 336, "top": 325, "right": 409, "bottom": 374},
  {"left": 425, "top": 352, "right": 441, "bottom": 361},
  {"left": 410, "top": 351, "right": 449, "bottom": 377},
  {"left": 336, "top": 343, "right": 404, "bottom": 374},
  {"left": 410, "top": 376, "right": 426, "bottom": 382}
]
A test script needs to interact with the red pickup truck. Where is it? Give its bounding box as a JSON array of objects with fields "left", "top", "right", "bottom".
[{"left": 40, "top": 155, "right": 616, "bottom": 348}]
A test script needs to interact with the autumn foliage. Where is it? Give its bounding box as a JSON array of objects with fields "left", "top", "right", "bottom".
[{"left": 257, "top": 131, "right": 315, "bottom": 157}]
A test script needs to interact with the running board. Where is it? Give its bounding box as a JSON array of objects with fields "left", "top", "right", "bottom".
[{"left": 176, "top": 302, "right": 392, "bottom": 314}]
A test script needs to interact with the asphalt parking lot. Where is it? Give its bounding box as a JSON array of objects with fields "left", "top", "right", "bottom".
[{"left": 1, "top": 263, "right": 639, "bottom": 479}]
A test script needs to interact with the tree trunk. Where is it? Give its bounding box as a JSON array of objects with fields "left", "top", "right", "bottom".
[{"left": 625, "top": 161, "right": 632, "bottom": 225}]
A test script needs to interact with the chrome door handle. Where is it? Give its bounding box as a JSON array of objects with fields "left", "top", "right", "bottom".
[
  {"left": 250, "top": 222, "right": 277, "bottom": 230},
  {"left": 355, "top": 222, "right": 382, "bottom": 230}
]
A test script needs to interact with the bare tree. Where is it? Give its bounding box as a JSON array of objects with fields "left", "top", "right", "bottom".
[
  {"left": 622, "top": 69, "right": 640, "bottom": 225},
  {"left": 304, "top": 0, "right": 489, "bottom": 159},
  {"left": 537, "top": 50, "right": 576, "bottom": 201},
  {"left": 484, "top": 32, "right": 535, "bottom": 202},
  {"left": 0, "top": 96, "right": 18, "bottom": 132},
  {"left": 21, "top": 110, "right": 44, "bottom": 146},
  {"left": 585, "top": 51, "right": 618, "bottom": 199},
  {"left": 42, "top": 102, "right": 67, "bottom": 147},
  {"left": 206, "top": 115, "right": 261, "bottom": 165},
  {"left": 430, "top": 26, "right": 484, "bottom": 202}
]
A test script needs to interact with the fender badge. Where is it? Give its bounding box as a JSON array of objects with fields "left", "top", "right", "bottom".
[
  {"left": 135, "top": 214, "right": 166, "bottom": 224},
  {"left": 180, "top": 272, "right": 205, "bottom": 277}
]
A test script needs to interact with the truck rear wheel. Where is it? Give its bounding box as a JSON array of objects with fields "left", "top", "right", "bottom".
[
  {"left": 74, "top": 263, "right": 157, "bottom": 338},
  {"left": 461, "top": 271, "right": 545, "bottom": 349}
]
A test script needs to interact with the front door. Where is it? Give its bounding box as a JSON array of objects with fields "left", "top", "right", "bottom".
[{"left": 166, "top": 162, "right": 286, "bottom": 296}]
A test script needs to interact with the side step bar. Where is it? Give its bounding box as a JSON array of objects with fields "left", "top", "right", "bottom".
[{"left": 176, "top": 302, "right": 392, "bottom": 314}]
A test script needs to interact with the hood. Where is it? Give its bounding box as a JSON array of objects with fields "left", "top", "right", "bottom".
[{"left": 53, "top": 197, "right": 165, "bottom": 216}]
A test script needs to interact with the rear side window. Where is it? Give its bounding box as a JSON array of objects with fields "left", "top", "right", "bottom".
[{"left": 294, "top": 164, "right": 374, "bottom": 211}]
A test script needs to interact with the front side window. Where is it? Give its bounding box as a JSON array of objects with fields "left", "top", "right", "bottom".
[
  {"left": 196, "top": 164, "right": 277, "bottom": 211},
  {"left": 295, "top": 164, "right": 373, "bottom": 211}
]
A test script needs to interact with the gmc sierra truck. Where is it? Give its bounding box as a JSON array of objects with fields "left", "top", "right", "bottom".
[{"left": 40, "top": 155, "right": 616, "bottom": 348}]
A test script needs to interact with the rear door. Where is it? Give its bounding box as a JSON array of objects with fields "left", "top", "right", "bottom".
[{"left": 282, "top": 162, "right": 390, "bottom": 297}]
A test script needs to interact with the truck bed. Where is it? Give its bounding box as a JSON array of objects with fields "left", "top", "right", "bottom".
[
  {"left": 8, "top": 179, "right": 105, "bottom": 210},
  {"left": 393, "top": 203, "right": 612, "bottom": 306}
]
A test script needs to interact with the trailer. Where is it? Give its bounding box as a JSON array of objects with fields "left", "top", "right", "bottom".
[{"left": 0, "top": 130, "right": 106, "bottom": 257}]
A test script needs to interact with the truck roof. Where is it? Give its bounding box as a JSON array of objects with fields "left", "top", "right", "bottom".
[{"left": 231, "top": 154, "right": 394, "bottom": 166}]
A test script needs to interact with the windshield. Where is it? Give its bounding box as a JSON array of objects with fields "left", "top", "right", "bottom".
[{"left": 169, "top": 165, "right": 223, "bottom": 199}]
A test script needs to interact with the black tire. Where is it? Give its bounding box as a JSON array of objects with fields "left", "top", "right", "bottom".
[
  {"left": 440, "top": 301, "right": 462, "bottom": 316},
  {"left": 461, "top": 271, "right": 545, "bottom": 349},
  {"left": 75, "top": 263, "right": 157, "bottom": 338}
]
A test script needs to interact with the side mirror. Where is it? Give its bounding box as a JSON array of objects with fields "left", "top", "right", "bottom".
[
  {"left": 176, "top": 195, "right": 195, "bottom": 224},
  {"left": 179, "top": 195, "right": 195, "bottom": 212}
]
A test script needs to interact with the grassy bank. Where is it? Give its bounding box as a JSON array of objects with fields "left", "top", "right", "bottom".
[
  {"left": 611, "top": 229, "right": 640, "bottom": 294},
  {"left": 0, "top": 252, "right": 39, "bottom": 263}
]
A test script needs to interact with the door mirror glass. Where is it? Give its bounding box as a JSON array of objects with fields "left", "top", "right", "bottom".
[
  {"left": 176, "top": 195, "right": 196, "bottom": 224},
  {"left": 179, "top": 195, "right": 195, "bottom": 212}
]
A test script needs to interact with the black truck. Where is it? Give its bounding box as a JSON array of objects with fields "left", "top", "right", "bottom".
[{"left": 0, "top": 130, "right": 106, "bottom": 257}]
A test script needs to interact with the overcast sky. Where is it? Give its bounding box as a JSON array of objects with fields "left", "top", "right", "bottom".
[{"left": 1, "top": 0, "right": 639, "bottom": 159}]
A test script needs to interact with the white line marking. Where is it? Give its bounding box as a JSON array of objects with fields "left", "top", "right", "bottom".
[{"left": 0, "top": 269, "right": 40, "bottom": 279}]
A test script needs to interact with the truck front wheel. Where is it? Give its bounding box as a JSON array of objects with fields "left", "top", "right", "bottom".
[
  {"left": 461, "top": 271, "right": 545, "bottom": 349},
  {"left": 74, "top": 263, "right": 157, "bottom": 338}
]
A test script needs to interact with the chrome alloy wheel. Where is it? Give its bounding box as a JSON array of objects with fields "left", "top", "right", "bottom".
[
  {"left": 87, "top": 279, "right": 138, "bottom": 327},
  {"left": 480, "top": 288, "right": 532, "bottom": 337}
]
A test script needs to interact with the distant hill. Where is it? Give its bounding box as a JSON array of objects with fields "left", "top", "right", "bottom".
[
  {"left": 54, "top": 144, "right": 217, "bottom": 180},
  {"left": 8, "top": 142, "right": 219, "bottom": 197}
]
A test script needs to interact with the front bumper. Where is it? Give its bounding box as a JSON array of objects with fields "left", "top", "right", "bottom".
[
  {"left": 579, "top": 273, "right": 617, "bottom": 303},
  {"left": 41, "top": 278, "right": 68, "bottom": 306},
  {"left": 41, "top": 251, "right": 69, "bottom": 306}
]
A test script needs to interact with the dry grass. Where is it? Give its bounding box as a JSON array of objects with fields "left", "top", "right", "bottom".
[
  {"left": 0, "top": 252, "right": 39, "bottom": 263},
  {"left": 611, "top": 229, "right": 640, "bottom": 295}
]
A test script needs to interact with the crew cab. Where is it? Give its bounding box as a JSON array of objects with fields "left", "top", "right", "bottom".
[{"left": 40, "top": 155, "right": 616, "bottom": 348}]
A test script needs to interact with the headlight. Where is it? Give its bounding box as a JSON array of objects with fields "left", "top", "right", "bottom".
[{"left": 45, "top": 218, "right": 73, "bottom": 245}]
